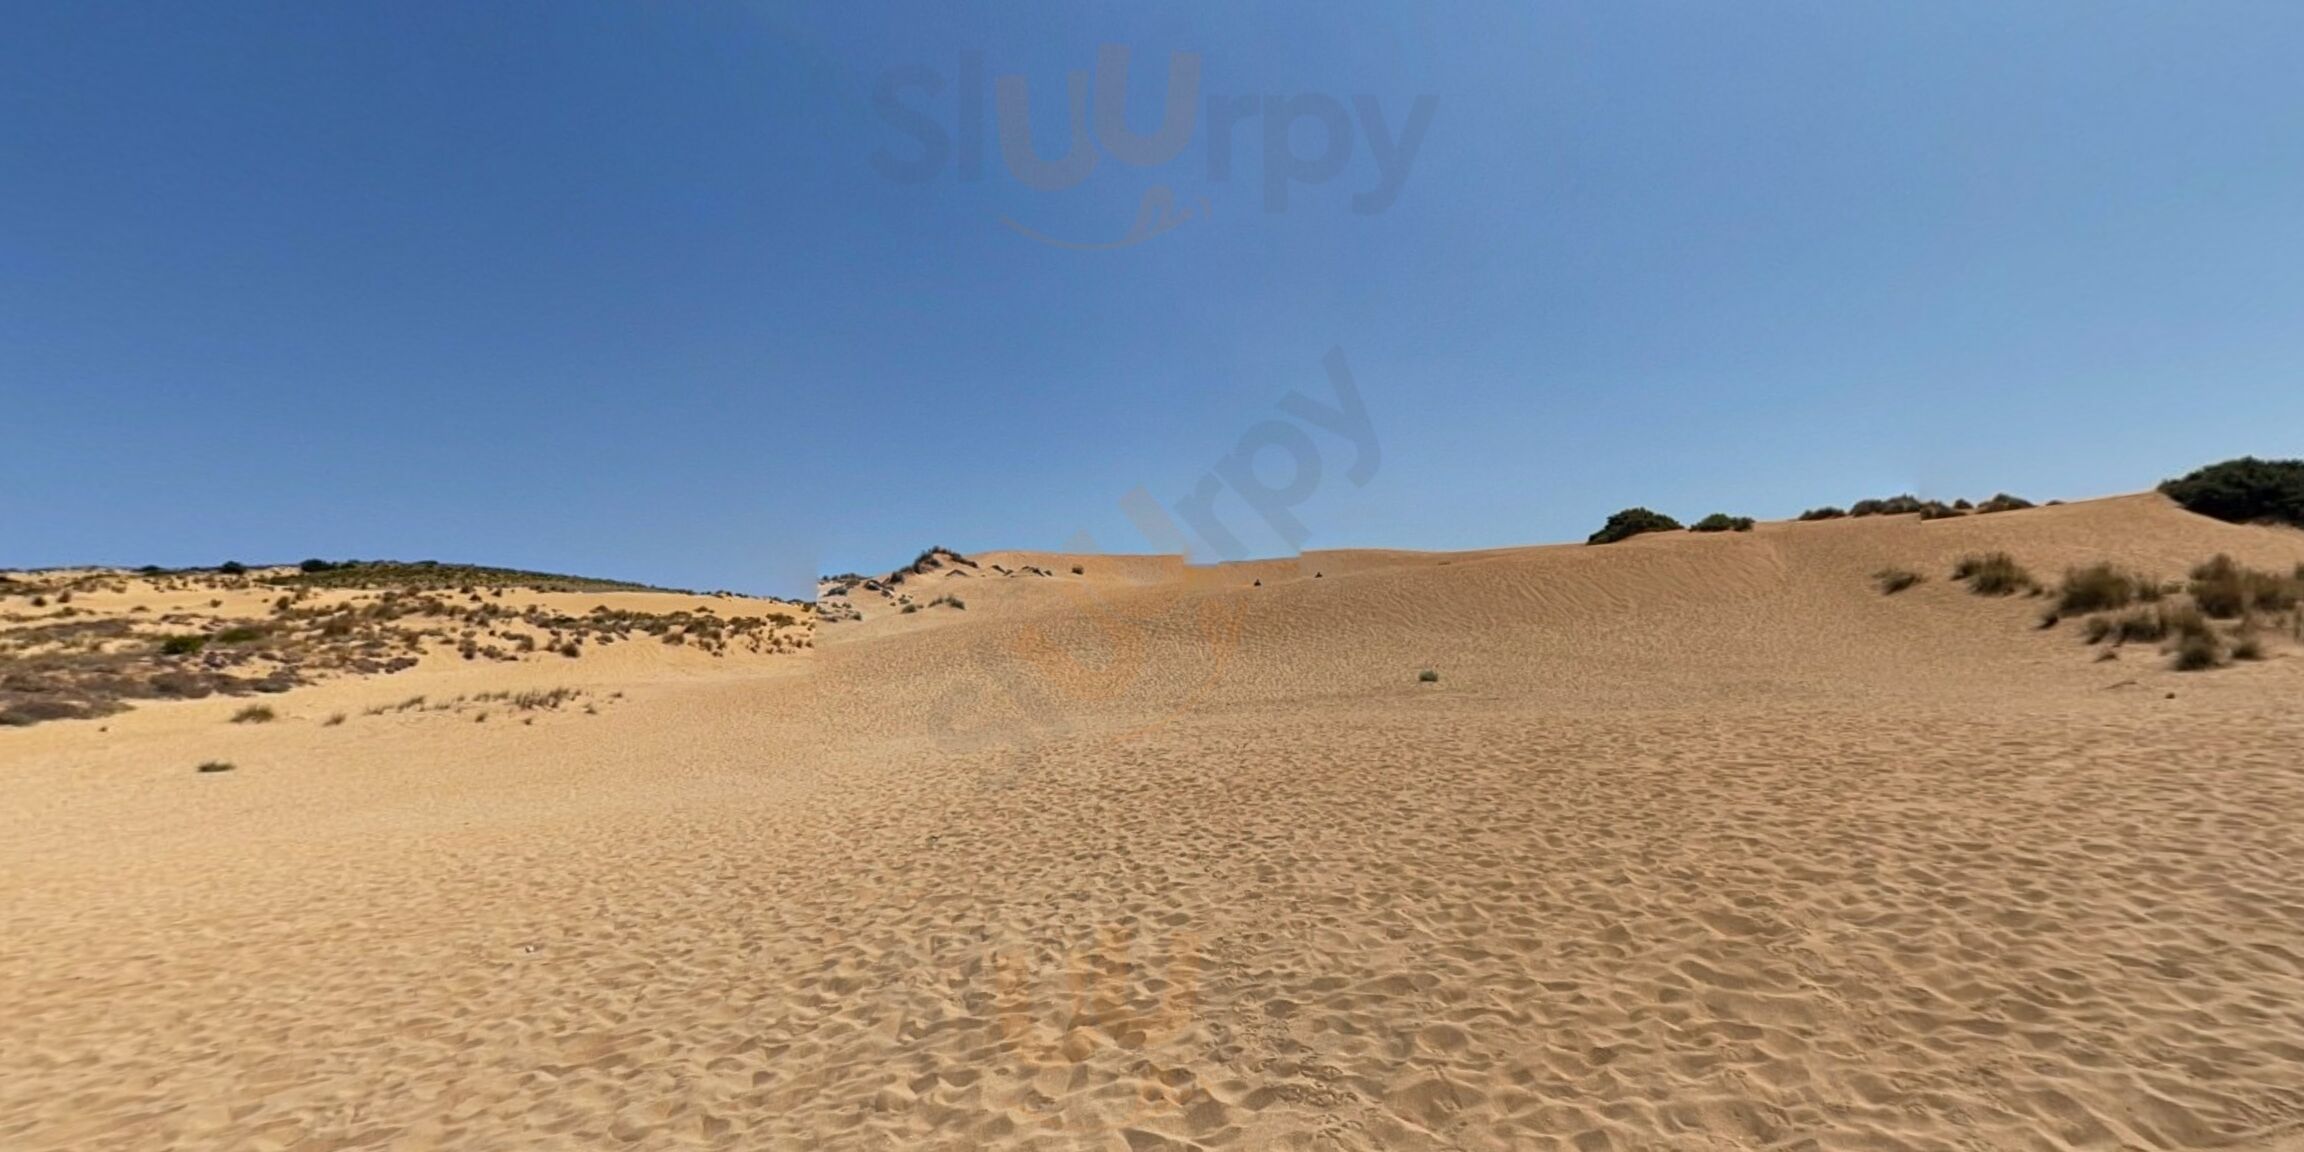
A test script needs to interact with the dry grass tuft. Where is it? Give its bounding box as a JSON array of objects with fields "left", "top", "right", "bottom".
[
  {"left": 1873, "top": 568, "right": 1925, "bottom": 595},
  {"left": 1953, "top": 553, "right": 2035, "bottom": 596}
]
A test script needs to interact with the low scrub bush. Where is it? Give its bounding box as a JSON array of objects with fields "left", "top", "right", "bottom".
[
  {"left": 1975, "top": 493, "right": 2036, "bottom": 514},
  {"left": 1690, "top": 513, "right": 1756, "bottom": 533},
  {"left": 1797, "top": 507, "right": 1847, "bottom": 522},
  {"left": 2173, "top": 631, "right": 2225, "bottom": 671},
  {"left": 1587, "top": 507, "right": 1684, "bottom": 545},
  {"left": 231, "top": 704, "right": 277, "bottom": 724},
  {"left": 1850, "top": 495, "right": 1925, "bottom": 518}
]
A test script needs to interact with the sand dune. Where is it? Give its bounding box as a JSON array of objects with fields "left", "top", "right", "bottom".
[{"left": 8, "top": 495, "right": 2304, "bottom": 1149}]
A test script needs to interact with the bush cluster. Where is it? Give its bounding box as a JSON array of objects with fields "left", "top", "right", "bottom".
[{"left": 2160, "top": 457, "right": 2304, "bottom": 527}]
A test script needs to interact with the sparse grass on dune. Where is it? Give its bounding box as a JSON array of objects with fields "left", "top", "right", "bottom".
[
  {"left": 1953, "top": 553, "right": 2036, "bottom": 597},
  {"left": 1874, "top": 568, "right": 1925, "bottom": 595},
  {"left": 2174, "top": 631, "right": 2225, "bottom": 671},
  {"left": 1908, "top": 547, "right": 2300, "bottom": 673},
  {"left": 2189, "top": 554, "right": 2302, "bottom": 619},
  {"left": 2053, "top": 563, "right": 2152, "bottom": 615}
]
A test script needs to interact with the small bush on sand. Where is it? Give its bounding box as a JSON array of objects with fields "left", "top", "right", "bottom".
[
  {"left": 2188, "top": 554, "right": 2303, "bottom": 619},
  {"left": 2173, "top": 631, "right": 2225, "bottom": 671},
  {"left": 2081, "top": 616, "right": 2114, "bottom": 644},
  {"left": 231, "top": 704, "right": 277, "bottom": 724},
  {"left": 216, "top": 625, "right": 266, "bottom": 645},
  {"left": 160, "top": 634, "right": 208, "bottom": 656},
  {"left": 2054, "top": 564, "right": 2144, "bottom": 615},
  {"left": 1917, "top": 501, "right": 1965, "bottom": 521},
  {"left": 1798, "top": 507, "right": 1847, "bottom": 522},
  {"left": 2232, "top": 633, "right": 2267, "bottom": 662},
  {"left": 1874, "top": 568, "right": 1924, "bottom": 595},
  {"left": 1690, "top": 513, "right": 1756, "bottom": 533},
  {"left": 323, "top": 713, "right": 347, "bottom": 727},
  {"left": 219, "top": 561, "right": 248, "bottom": 576},
  {"left": 1952, "top": 552, "right": 2034, "bottom": 596},
  {"left": 2160, "top": 457, "right": 2304, "bottom": 527},
  {"left": 196, "top": 761, "right": 235, "bottom": 774},
  {"left": 1587, "top": 507, "right": 1683, "bottom": 545},
  {"left": 1975, "top": 493, "right": 2036, "bottom": 514},
  {"left": 1418, "top": 669, "right": 1439, "bottom": 683}
]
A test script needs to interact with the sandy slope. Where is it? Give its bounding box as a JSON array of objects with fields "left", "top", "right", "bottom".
[{"left": 9, "top": 495, "right": 2304, "bottom": 1150}]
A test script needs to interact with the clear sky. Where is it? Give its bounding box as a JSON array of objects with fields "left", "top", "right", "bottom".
[{"left": 7, "top": 3, "right": 2302, "bottom": 597}]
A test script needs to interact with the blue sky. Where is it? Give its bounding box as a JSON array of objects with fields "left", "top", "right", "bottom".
[{"left": 6, "top": 2, "right": 2302, "bottom": 597}]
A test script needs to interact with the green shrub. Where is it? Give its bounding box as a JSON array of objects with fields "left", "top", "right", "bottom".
[
  {"left": 1797, "top": 507, "right": 1847, "bottom": 522},
  {"left": 159, "top": 634, "right": 208, "bottom": 656},
  {"left": 299, "top": 558, "right": 337, "bottom": 573},
  {"left": 1952, "top": 552, "right": 2034, "bottom": 596},
  {"left": 1976, "top": 493, "right": 2036, "bottom": 514},
  {"left": 1917, "top": 501, "right": 1965, "bottom": 521},
  {"left": 1874, "top": 568, "right": 1924, "bottom": 595},
  {"left": 1418, "top": 669, "right": 1439, "bottom": 683},
  {"left": 1690, "top": 514, "right": 1756, "bottom": 533},
  {"left": 1587, "top": 507, "right": 1684, "bottom": 545},
  {"left": 1850, "top": 495, "right": 1924, "bottom": 518},
  {"left": 2160, "top": 457, "right": 2304, "bottom": 527},
  {"left": 218, "top": 561, "right": 248, "bottom": 575}
]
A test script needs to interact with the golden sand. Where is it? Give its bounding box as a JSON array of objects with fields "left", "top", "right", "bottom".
[{"left": 7, "top": 494, "right": 2304, "bottom": 1149}]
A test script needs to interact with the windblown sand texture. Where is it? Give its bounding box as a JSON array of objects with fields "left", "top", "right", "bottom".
[{"left": 9, "top": 494, "right": 2304, "bottom": 1150}]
